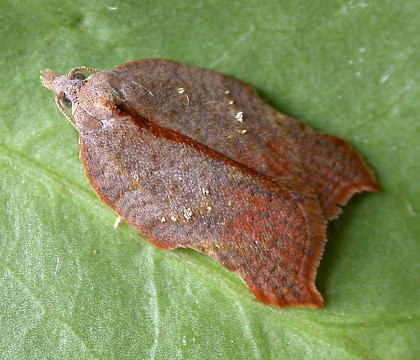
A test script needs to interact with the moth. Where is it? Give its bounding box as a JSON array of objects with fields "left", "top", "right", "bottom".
[{"left": 40, "top": 59, "right": 378, "bottom": 308}]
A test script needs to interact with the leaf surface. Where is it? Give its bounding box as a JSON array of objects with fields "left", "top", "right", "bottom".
[{"left": 0, "top": 1, "right": 418, "bottom": 359}]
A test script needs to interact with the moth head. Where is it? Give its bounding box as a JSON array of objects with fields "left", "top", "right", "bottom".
[{"left": 40, "top": 67, "right": 98, "bottom": 127}]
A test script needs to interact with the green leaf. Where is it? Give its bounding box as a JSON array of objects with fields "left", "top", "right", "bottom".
[{"left": 1, "top": 1, "right": 418, "bottom": 359}]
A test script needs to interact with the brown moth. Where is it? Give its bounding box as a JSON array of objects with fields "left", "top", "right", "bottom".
[{"left": 40, "top": 59, "right": 378, "bottom": 308}]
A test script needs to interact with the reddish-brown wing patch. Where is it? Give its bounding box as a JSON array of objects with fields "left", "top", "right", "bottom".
[{"left": 78, "top": 103, "right": 327, "bottom": 308}]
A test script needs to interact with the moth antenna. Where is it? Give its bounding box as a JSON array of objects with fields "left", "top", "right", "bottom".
[
  {"left": 67, "top": 67, "right": 99, "bottom": 79},
  {"left": 55, "top": 92, "right": 77, "bottom": 129}
]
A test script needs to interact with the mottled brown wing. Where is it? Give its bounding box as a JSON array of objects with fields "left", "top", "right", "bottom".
[
  {"left": 96, "top": 59, "right": 378, "bottom": 220},
  {"left": 77, "top": 101, "right": 326, "bottom": 308},
  {"left": 277, "top": 118, "right": 379, "bottom": 219}
]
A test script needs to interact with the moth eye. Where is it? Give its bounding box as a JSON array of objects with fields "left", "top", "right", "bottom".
[
  {"left": 60, "top": 94, "right": 72, "bottom": 108},
  {"left": 73, "top": 72, "right": 86, "bottom": 81}
]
